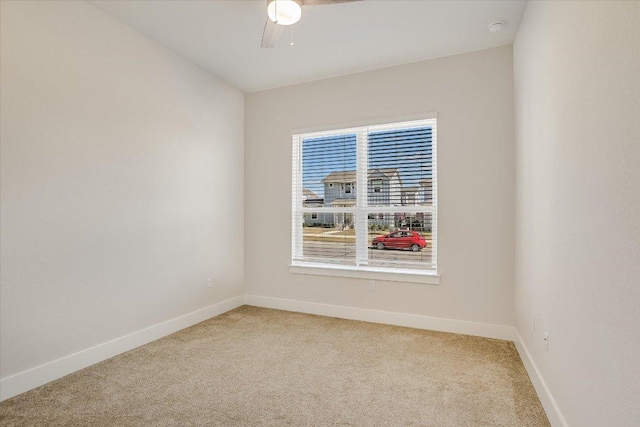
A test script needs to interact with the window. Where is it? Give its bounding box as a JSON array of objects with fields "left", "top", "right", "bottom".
[{"left": 292, "top": 118, "right": 437, "bottom": 279}]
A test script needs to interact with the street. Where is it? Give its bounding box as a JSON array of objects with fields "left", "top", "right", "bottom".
[{"left": 302, "top": 240, "right": 433, "bottom": 269}]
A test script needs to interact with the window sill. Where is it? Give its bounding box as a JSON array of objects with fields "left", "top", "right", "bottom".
[{"left": 289, "top": 263, "right": 440, "bottom": 285}]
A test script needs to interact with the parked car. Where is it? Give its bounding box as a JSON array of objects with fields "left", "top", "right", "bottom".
[{"left": 372, "top": 230, "right": 427, "bottom": 252}]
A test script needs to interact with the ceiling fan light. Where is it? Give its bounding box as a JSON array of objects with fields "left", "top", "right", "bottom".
[{"left": 267, "top": 0, "right": 302, "bottom": 26}]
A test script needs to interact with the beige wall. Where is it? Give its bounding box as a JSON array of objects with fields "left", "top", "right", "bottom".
[
  {"left": 0, "top": 1, "right": 244, "bottom": 378},
  {"left": 245, "top": 46, "right": 516, "bottom": 327},
  {"left": 514, "top": 1, "right": 640, "bottom": 426}
]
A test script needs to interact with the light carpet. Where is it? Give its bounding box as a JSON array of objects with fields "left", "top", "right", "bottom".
[{"left": 0, "top": 306, "right": 550, "bottom": 426}]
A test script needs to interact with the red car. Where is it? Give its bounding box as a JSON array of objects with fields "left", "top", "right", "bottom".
[{"left": 372, "top": 230, "right": 427, "bottom": 252}]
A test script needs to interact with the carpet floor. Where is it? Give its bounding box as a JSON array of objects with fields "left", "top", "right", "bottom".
[{"left": 0, "top": 306, "right": 550, "bottom": 426}]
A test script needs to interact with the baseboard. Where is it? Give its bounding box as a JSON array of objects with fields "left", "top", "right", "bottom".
[
  {"left": 514, "top": 330, "right": 569, "bottom": 427},
  {"left": 0, "top": 295, "right": 244, "bottom": 402},
  {"left": 244, "top": 294, "right": 517, "bottom": 341},
  {"left": 1, "top": 293, "right": 567, "bottom": 427}
]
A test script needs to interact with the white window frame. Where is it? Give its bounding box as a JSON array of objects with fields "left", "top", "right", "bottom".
[{"left": 290, "top": 114, "right": 439, "bottom": 285}]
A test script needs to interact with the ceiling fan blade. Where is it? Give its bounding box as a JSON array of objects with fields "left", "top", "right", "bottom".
[
  {"left": 301, "top": 0, "right": 362, "bottom": 5},
  {"left": 261, "top": 19, "right": 284, "bottom": 48}
]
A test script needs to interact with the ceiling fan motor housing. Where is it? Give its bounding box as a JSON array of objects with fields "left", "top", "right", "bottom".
[
  {"left": 267, "top": 0, "right": 303, "bottom": 26},
  {"left": 262, "top": 0, "right": 362, "bottom": 48}
]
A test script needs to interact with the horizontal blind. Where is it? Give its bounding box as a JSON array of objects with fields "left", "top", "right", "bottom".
[
  {"left": 292, "top": 119, "right": 437, "bottom": 273},
  {"left": 293, "top": 131, "right": 358, "bottom": 266},
  {"left": 367, "top": 126, "right": 433, "bottom": 207}
]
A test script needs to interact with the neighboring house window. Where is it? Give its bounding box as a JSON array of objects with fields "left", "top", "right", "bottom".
[
  {"left": 292, "top": 118, "right": 437, "bottom": 276},
  {"left": 372, "top": 179, "right": 382, "bottom": 193}
]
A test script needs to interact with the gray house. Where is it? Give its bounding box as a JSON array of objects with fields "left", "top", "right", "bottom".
[
  {"left": 320, "top": 170, "right": 356, "bottom": 228},
  {"left": 303, "top": 169, "right": 434, "bottom": 230},
  {"left": 320, "top": 168, "right": 402, "bottom": 228},
  {"left": 322, "top": 168, "right": 403, "bottom": 207},
  {"left": 302, "top": 189, "right": 332, "bottom": 227}
]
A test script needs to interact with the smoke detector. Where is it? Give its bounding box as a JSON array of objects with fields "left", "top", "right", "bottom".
[{"left": 488, "top": 21, "right": 505, "bottom": 33}]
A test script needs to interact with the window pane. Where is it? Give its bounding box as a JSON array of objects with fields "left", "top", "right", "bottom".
[
  {"left": 367, "top": 212, "right": 435, "bottom": 271},
  {"left": 302, "top": 133, "right": 358, "bottom": 208},
  {"left": 367, "top": 126, "right": 433, "bottom": 207},
  {"left": 300, "top": 214, "right": 356, "bottom": 266},
  {"left": 293, "top": 119, "right": 437, "bottom": 274}
]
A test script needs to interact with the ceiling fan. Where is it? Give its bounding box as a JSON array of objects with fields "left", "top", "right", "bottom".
[{"left": 261, "top": 0, "right": 362, "bottom": 48}]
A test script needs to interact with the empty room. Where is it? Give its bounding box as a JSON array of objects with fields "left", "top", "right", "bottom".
[{"left": 1, "top": 0, "right": 638, "bottom": 426}]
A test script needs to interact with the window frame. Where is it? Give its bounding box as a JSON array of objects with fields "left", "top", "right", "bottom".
[{"left": 290, "top": 114, "right": 439, "bottom": 285}]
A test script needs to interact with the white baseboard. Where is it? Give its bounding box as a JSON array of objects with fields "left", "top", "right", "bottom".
[
  {"left": 244, "top": 294, "right": 517, "bottom": 341},
  {"left": 1, "top": 293, "right": 567, "bottom": 427},
  {"left": 514, "top": 330, "right": 569, "bottom": 427},
  {"left": 0, "top": 295, "right": 244, "bottom": 402}
]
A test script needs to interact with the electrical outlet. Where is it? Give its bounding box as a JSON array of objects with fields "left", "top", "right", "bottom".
[
  {"left": 368, "top": 281, "right": 375, "bottom": 291},
  {"left": 543, "top": 331, "right": 550, "bottom": 353},
  {"left": 206, "top": 278, "right": 212, "bottom": 289},
  {"left": 532, "top": 315, "right": 536, "bottom": 332}
]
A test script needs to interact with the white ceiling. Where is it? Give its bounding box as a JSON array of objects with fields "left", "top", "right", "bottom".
[{"left": 89, "top": 0, "right": 527, "bottom": 93}]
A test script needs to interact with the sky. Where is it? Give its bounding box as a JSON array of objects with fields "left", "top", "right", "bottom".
[{"left": 302, "top": 126, "right": 433, "bottom": 199}]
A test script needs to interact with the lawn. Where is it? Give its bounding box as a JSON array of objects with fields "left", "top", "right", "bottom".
[{"left": 302, "top": 227, "right": 328, "bottom": 235}]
